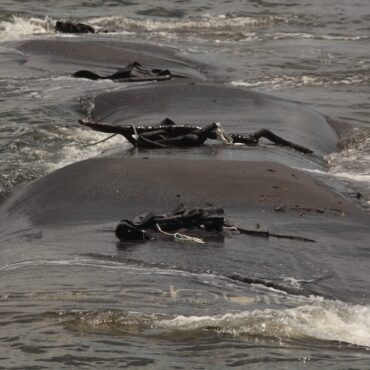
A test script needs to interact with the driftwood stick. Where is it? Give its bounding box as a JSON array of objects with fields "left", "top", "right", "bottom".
[
  {"left": 237, "top": 226, "right": 316, "bottom": 243},
  {"left": 78, "top": 120, "right": 314, "bottom": 153},
  {"left": 252, "top": 129, "right": 313, "bottom": 154}
]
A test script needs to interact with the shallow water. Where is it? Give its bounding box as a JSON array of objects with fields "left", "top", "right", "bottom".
[{"left": 0, "top": 0, "right": 370, "bottom": 368}]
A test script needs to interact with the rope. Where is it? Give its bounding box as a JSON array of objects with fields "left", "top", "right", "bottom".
[
  {"left": 83, "top": 133, "right": 117, "bottom": 147},
  {"left": 155, "top": 223, "right": 205, "bottom": 244},
  {"left": 223, "top": 226, "right": 238, "bottom": 231},
  {"left": 131, "top": 124, "right": 139, "bottom": 141}
]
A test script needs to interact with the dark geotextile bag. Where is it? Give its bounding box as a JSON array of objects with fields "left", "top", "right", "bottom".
[
  {"left": 55, "top": 21, "right": 95, "bottom": 34},
  {"left": 115, "top": 220, "right": 151, "bottom": 241},
  {"left": 73, "top": 62, "right": 172, "bottom": 82},
  {"left": 115, "top": 204, "right": 316, "bottom": 243},
  {"left": 115, "top": 205, "right": 226, "bottom": 242}
]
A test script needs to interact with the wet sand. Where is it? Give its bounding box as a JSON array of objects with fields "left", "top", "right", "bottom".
[
  {"left": 1, "top": 157, "right": 369, "bottom": 304},
  {"left": 1, "top": 157, "right": 365, "bottom": 225}
]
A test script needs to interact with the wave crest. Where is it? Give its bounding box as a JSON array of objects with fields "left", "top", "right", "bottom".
[
  {"left": 0, "top": 16, "right": 53, "bottom": 41},
  {"left": 89, "top": 14, "right": 287, "bottom": 32},
  {"left": 326, "top": 127, "right": 370, "bottom": 185},
  {"left": 231, "top": 71, "right": 370, "bottom": 90},
  {"left": 62, "top": 297, "right": 370, "bottom": 348},
  {"left": 159, "top": 297, "right": 370, "bottom": 347}
]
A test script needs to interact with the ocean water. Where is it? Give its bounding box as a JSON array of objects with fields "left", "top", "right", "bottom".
[{"left": 0, "top": 1, "right": 369, "bottom": 368}]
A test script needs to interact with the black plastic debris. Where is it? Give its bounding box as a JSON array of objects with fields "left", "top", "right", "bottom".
[
  {"left": 116, "top": 205, "right": 316, "bottom": 243},
  {"left": 73, "top": 62, "right": 174, "bottom": 82},
  {"left": 55, "top": 21, "right": 95, "bottom": 34}
]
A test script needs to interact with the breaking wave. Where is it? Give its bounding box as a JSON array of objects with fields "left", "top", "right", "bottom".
[
  {"left": 159, "top": 297, "right": 370, "bottom": 347},
  {"left": 230, "top": 71, "right": 370, "bottom": 90},
  {"left": 0, "top": 124, "right": 127, "bottom": 200},
  {"left": 66, "top": 296, "right": 370, "bottom": 348},
  {"left": 326, "top": 128, "right": 370, "bottom": 186},
  {"left": 0, "top": 14, "right": 287, "bottom": 43},
  {"left": 267, "top": 32, "right": 369, "bottom": 41},
  {"left": 1, "top": 14, "right": 368, "bottom": 46},
  {"left": 0, "top": 15, "right": 53, "bottom": 41},
  {"left": 89, "top": 13, "right": 287, "bottom": 31}
]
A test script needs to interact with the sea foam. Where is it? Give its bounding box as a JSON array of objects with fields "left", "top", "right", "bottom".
[{"left": 158, "top": 296, "right": 370, "bottom": 347}]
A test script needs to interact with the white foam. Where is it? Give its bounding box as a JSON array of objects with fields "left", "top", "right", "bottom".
[
  {"left": 0, "top": 16, "right": 53, "bottom": 41},
  {"left": 269, "top": 32, "right": 369, "bottom": 41},
  {"left": 282, "top": 277, "right": 304, "bottom": 289},
  {"left": 1, "top": 14, "right": 366, "bottom": 47},
  {"left": 0, "top": 13, "right": 275, "bottom": 43},
  {"left": 328, "top": 171, "right": 370, "bottom": 183},
  {"left": 325, "top": 129, "right": 370, "bottom": 186},
  {"left": 230, "top": 71, "right": 370, "bottom": 90},
  {"left": 88, "top": 14, "right": 286, "bottom": 32},
  {"left": 40, "top": 126, "right": 128, "bottom": 173},
  {"left": 305, "top": 165, "right": 370, "bottom": 184},
  {"left": 158, "top": 296, "right": 370, "bottom": 347}
]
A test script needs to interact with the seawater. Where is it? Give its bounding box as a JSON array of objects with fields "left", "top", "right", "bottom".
[{"left": 0, "top": 1, "right": 369, "bottom": 368}]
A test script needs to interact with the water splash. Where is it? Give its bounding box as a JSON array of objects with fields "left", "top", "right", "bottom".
[
  {"left": 0, "top": 15, "right": 53, "bottom": 41},
  {"left": 159, "top": 297, "right": 370, "bottom": 347},
  {"left": 230, "top": 71, "right": 370, "bottom": 90},
  {"left": 88, "top": 13, "right": 288, "bottom": 32},
  {"left": 0, "top": 123, "right": 128, "bottom": 200},
  {"left": 55, "top": 295, "right": 370, "bottom": 348},
  {"left": 326, "top": 128, "right": 370, "bottom": 187}
]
